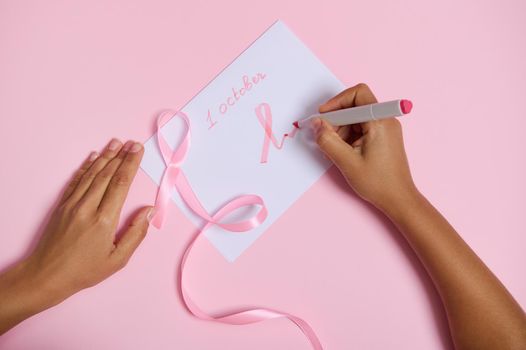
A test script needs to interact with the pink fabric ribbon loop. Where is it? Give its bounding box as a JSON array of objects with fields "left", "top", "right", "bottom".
[
  {"left": 150, "top": 110, "right": 190, "bottom": 229},
  {"left": 158, "top": 111, "right": 190, "bottom": 167},
  {"left": 151, "top": 110, "right": 323, "bottom": 350}
]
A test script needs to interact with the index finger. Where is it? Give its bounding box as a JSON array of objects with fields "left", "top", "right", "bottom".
[
  {"left": 319, "top": 83, "right": 378, "bottom": 113},
  {"left": 97, "top": 142, "right": 144, "bottom": 218}
]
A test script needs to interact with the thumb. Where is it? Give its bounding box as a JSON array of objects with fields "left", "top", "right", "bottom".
[
  {"left": 112, "top": 206, "right": 153, "bottom": 268},
  {"left": 313, "top": 118, "right": 361, "bottom": 167}
]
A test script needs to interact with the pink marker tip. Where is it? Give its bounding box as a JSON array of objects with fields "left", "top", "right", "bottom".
[
  {"left": 292, "top": 121, "right": 300, "bottom": 128},
  {"left": 400, "top": 99, "right": 413, "bottom": 114}
]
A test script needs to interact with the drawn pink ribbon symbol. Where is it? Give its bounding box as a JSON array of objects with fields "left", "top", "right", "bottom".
[
  {"left": 150, "top": 110, "right": 323, "bottom": 350},
  {"left": 255, "top": 102, "right": 299, "bottom": 163}
]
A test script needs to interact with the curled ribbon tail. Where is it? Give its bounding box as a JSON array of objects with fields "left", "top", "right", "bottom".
[{"left": 151, "top": 110, "right": 323, "bottom": 350}]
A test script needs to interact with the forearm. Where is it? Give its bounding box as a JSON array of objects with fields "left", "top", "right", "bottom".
[{"left": 380, "top": 190, "right": 526, "bottom": 350}]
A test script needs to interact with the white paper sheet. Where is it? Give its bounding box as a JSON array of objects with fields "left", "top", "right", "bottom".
[{"left": 140, "top": 20, "right": 344, "bottom": 261}]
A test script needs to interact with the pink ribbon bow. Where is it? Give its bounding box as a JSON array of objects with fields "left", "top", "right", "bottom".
[{"left": 150, "top": 110, "right": 323, "bottom": 350}]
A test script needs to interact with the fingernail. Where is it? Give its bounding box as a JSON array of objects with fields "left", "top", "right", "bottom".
[
  {"left": 88, "top": 151, "right": 99, "bottom": 161},
  {"left": 129, "top": 142, "right": 143, "bottom": 153},
  {"left": 122, "top": 141, "right": 134, "bottom": 152},
  {"left": 108, "top": 139, "right": 122, "bottom": 151},
  {"left": 146, "top": 207, "right": 156, "bottom": 223}
]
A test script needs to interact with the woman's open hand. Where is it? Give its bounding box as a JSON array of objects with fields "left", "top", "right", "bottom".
[{"left": 0, "top": 139, "right": 152, "bottom": 334}]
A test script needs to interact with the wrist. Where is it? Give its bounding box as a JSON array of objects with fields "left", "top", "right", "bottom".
[
  {"left": 374, "top": 186, "right": 426, "bottom": 222},
  {"left": 0, "top": 256, "right": 72, "bottom": 322},
  {"left": 0, "top": 258, "right": 54, "bottom": 333},
  {"left": 19, "top": 256, "right": 75, "bottom": 312},
  {"left": 11, "top": 259, "right": 55, "bottom": 314}
]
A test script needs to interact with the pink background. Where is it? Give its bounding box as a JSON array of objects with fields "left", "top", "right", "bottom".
[{"left": 1, "top": 0, "right": 525, "bottom": 349}]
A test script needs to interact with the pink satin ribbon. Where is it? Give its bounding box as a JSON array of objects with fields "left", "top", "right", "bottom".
[{"left": 150, "top": 110, "right": 323, "bottom": 350}]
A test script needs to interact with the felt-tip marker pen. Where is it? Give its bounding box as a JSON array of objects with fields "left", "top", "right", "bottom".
[{"left": 293, "top": 99, "right": 413, "bottom": 129}]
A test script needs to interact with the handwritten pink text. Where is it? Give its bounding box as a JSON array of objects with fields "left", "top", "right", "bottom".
[{"left": 207, "top": 72, "right": 267, "bottom": 129}]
